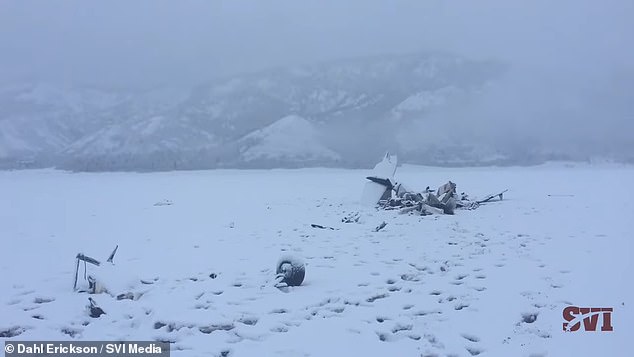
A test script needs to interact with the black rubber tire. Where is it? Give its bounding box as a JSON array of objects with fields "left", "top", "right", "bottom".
[{"left": 276, "top": 259, "right": 305, "bottom": 287}]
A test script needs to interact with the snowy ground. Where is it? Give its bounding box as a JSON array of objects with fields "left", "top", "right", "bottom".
[{"left": 1, "top": 164, "right": 632, "bottom": 356}]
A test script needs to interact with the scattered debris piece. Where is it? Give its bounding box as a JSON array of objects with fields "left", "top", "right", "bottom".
[
  {"left": 476, "top": 189, "right": 508, "bottom": 204},
  {"left": 311, "top": 223, "right": 336, "bottom": 230},
  {"left": 153, "top": 199, "right": 173, "bottom": 206},
  {"left": 374, "top": 221, "right": 388, "bottom": 232},
  {"left": 106, "top": 245, "right": 118, "bottom": 263},
  {"left": 88, "top": 298, "right": 106, "bottom": 318},
  {"left": 74, "top": 253, "right": 101, "bottom": 291}
]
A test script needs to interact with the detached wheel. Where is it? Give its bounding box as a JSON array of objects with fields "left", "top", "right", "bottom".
[{"left": 276, "top": 255, "right": 305, "bottom": 287}]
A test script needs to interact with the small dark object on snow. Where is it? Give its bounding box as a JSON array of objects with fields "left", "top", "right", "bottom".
[
  {"left": 106, "top": 245, "right": 118, "bottom": 263},
  {"left": 209, "top": 273, "right": 217, "bottom": 279},
  {"left": 521, "top": 312, "right": 538, "bottom": 324},
  {"left": 374, "top": 221, "right": 387, "bottom": 232},
  {"left": 153, "top": 199, "right": 173, "bottom": 206},
  {"left": 88, "top": 298, "right": 105, "bottom": 318},
  {"left": 476, "top": 189, "right": 508, "bottom": 204},
  {"left": 276, "top": 257, "right": 305, "bottom": 287},
  {"left": 311, "top": 223, "right": 336, "bottom": 230}
]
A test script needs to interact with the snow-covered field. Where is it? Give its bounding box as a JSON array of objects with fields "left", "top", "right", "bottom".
[{"left": 1, "top": 164, "right": 632, "bottom": 356}]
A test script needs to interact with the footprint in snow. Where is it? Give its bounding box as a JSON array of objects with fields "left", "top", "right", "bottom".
[
  {"left": 424, "top": 334, "right": 444, "bottom": 349},
  {"left": 413, "top": 310, "right": 442, "bottom": 317},
  {"left": 366, "top": 293, "right": 389, "bottom": 303},
  {"left": 61, "top": 327, "right": 81, "bottom": 338},
  {"left": 400, "top": 273, "right": 420, "bottom": 282},
  {"left": 198, "top": 323, "right": 235, "bottom": 334},
  {"left": 461, "top": 333, "right": 481, "bottom": 342},
  {"left": 0, "top": 326, "right": 26, "bottom": 338},
  {"left": 391, "top": 323, "right": 413, "bottom": 333},
  {"left": 376, "top": 332, "right": 393, "bottom": 342},
  {"left": 238, "top": 317, "right": 258, "bottom": 326},
  {"left": 466, "top": 346, "right": 485, "bottom": 356},
  {"left": 329, "top": 307, "right": 345, "bottom": 314}
]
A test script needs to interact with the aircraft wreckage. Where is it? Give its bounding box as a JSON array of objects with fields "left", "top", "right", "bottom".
[
  {"left": 361, "top": 153, "right": 507, "bottom": 215},
  {"left": 72, "top": 153, "right": 504, "bottom": 315}
]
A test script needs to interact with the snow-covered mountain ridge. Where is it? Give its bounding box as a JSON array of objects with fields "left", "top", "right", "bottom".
[{"left": 2, "top": 52, "right": 504, "bottom": 170}]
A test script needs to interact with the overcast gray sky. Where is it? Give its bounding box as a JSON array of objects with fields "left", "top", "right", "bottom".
[{"left": 1, "top": 0, "right": 632, "bottom": 87}]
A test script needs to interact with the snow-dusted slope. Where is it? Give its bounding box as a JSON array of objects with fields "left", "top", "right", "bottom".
[
  {"left": 62, "top": 116, "right": 223, "bottom": 171},
  {"left": 0, "top": 84, "right": 190, "bottom": 169},
  {"left": 239, "top": 115, "right": 340, "bottom": 165}
]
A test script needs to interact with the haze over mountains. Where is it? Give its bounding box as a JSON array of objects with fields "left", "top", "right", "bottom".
[{"left": 0, "top": 52, "right": 632, "bottom": 171}]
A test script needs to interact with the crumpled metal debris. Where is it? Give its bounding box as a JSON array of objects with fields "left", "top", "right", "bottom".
[
  {"left": 73, "top": 246, "right": 152, "bottom": 300},
  {"left": 363, "top": 153, "right": 507, "bottom": 216}
]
